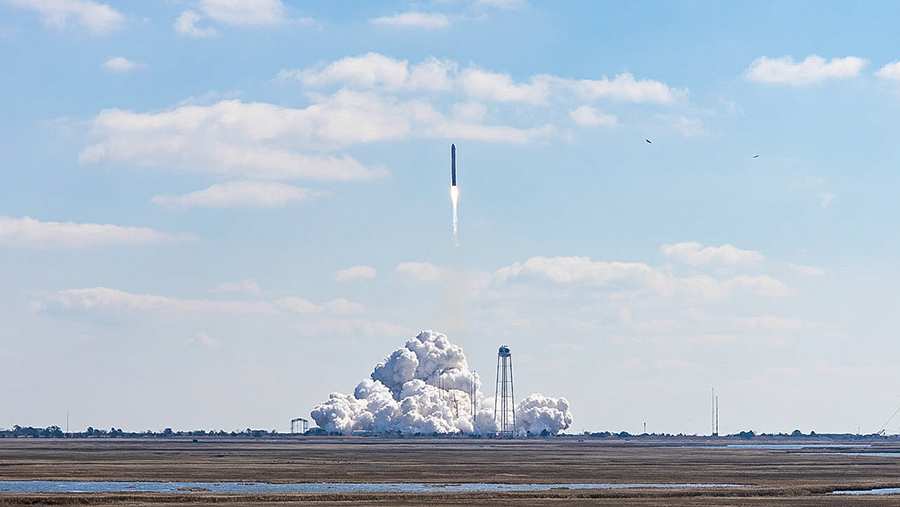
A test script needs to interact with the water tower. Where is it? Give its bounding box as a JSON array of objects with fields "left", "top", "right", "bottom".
[{"left": 493, "top": 345, "right": 517, "bottom": 436}]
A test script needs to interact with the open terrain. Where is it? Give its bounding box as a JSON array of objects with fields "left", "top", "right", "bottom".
[{"left": 2, "top": 437, "right": 900, "bottom": 505}]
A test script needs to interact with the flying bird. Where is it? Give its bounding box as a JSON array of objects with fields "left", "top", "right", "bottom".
[
  {"left": 645, "top": 138, "right": 652, "bottom": 144},
  {"left": 752, "top": 154, "right": 759, "bottom": 159}
]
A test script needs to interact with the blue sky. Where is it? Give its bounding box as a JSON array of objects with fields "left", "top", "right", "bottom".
[{"left": 3, "top": 0, "right": 900, "bottom": 435}]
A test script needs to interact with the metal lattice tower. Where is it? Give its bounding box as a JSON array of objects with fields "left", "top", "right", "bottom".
[{"left": 493, "top": 345, "right": 517, "bottom": 437}]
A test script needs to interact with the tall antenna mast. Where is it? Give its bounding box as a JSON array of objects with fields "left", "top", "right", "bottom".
[
  {"left": 471, "top": 371, "right": 478, "bottom": 426},
  {"left": 715, "top": 395, "right": 719, "bottom": 437},
  {"left": 711, "top": 388, "right": 715, "bottom": 437}
]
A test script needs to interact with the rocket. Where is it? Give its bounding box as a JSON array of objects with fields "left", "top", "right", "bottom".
[{"left": 451, "top": 143, "right": 457, "bottom": 187}]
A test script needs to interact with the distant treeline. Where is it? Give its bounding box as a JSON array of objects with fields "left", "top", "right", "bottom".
[
  {"left": 1, "top": 425, "right": 896, "bottom": 440},
  {"left": 0, "top": 426, "right": 288, "bottom": 438}
]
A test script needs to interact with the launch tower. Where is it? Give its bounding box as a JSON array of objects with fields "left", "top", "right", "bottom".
[{"left": 494, "top": 345, "right": 517, "bottom": 437}]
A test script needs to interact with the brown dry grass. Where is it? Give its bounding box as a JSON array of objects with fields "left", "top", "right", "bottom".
[{"left": 2, "top": 437, "right": 900, "bottom": 505}]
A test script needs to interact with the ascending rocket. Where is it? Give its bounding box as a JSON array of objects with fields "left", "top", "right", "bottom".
[{"left": 451, "top": 143, "right": 457, "bottom": 186}]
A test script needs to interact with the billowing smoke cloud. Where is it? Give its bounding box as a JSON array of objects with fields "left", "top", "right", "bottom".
[{"left": 311, "top": 330, "right": 572, "bottom": 435}]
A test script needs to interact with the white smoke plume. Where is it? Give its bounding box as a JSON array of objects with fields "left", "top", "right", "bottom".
[{"left": 310, "top": 330, "right": 573, "bottom": 435}]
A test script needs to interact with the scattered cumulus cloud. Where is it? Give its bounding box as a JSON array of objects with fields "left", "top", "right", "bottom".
[
  {"left": 35, "top": 287, "right": 278, "bottom": 316},
  {"left": 451, "top": 101, "right": 487, "bottom": 121},
  {"left": 782, "top": 262, "right": 825, "bottom": 277},
  {"left": 279, "top": 53, "right": 685, "bottom": 105},
  {"left": 562, "top": 72, "right": 687, "bottom": 104},
  {"left": 80, "top": 93, "right": 551, "bottom": 181},
  {"left": 5, "top": 0, "right": 124, "bottom": 35},
  {"left": 792, "top": 177, "right": 835, "bottom": 210},
  {"left": 0, "top": 216, "right": 195, "bottom": 249},
  {"left": 213, "top": 279, "right": 262, "bottom": 296},
  {"left": 197, "top": 0, "right": 288, "bottom": 26},
  {"left": 334, "top": 265, "right": 377, "bottom": 283},
  {"left": 174, "top": 10, "right": 217, "bottom": 37},
  {"left": 661, "top": 242, "right": 765, "bottom": 266},
  {"left": 493, "top": 255, "right": 793, "bottom": 300},
  {"left": 79, "top": 98, "right": 392, "bottom": 180},
  {"left": 195, "top": 331, "right": 220, "bottom": 347},
  {"left": 476, "top": 0, "right": 527, "bottom": 9},
  {"left": 278, "top": 297, "right": 365, "bottom": 315},
  {"left": 396, "top": 261, "right": 441, "bottom": 283},
  {"left": 152, "top": 181, "right": 327, "bottom": 209},
  {"left": 569, "top": 105, "right": 617, "bottom": 127},
  {"left": 102, "top": 56, "right": 144, "bottom": 72},
  {"left": 670, "top": 116, "right": 707, "bottom": 137},
  {"left": 718, "top": 98, "right": 743, "bottom": 116},
  {"left": 459, "top": 68, "right": 552, "bottom": 105},
  {"left": 370, "top": 12, "right": 450, "bottom": 29},
  {"left": 745, "top": 55, "right": 866, "bottom": 86},
  {"left": 876, "top": 61, "right": 900, "bottom": 81},
  {"left": 280, "top": 53, "right": 458, "bottom": 93},
  {"left": 174, "top": 0, "right": 310, "bottom": 37},
  {"left": 35, "top": 286, "right": 365, "bottom": 317}
]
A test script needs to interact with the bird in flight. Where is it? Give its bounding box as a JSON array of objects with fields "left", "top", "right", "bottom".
[
  {"left": 645, "top": 139, "right": 652, "bottom": 144},
  {"left": 752, "top": 154, "right": 759, "bottom": 159}
]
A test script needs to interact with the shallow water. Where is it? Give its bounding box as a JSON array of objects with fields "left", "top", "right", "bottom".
[
  {"left": 0, "top": 481, "right": 743, "bottom": 494},
  {"left": 831, "top": 487, "right": 900, "bottom": 495}
]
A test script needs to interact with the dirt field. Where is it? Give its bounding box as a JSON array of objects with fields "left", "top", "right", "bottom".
[{"left": 2, "top": 437, "right": 900, "bottom": 505}]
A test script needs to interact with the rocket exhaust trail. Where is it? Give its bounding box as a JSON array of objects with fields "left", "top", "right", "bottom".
[
  {"left": 451, "top": 186, "right": 459, "bottom": 247},
  {"left": 450, "top": 143, "right": 459, "bottom": 247}
]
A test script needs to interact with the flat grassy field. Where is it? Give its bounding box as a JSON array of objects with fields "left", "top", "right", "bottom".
[{"left": 2, "top": 437, "right": 899, "bottom": 505}]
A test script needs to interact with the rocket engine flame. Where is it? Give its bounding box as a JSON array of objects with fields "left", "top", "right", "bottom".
[{"left": 450, "top": 185, "right": 459, "bottom": 247}]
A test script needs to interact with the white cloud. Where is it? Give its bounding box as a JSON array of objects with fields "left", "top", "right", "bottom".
[
  {"left": 396, "top": 261, "right": 441, "bottom": 283},
  {"left": 281, "top": 53, "right": 457, "bottom": 93},
  {"left": 683, "top": 308, "right": 818, "bottom": 332},
  {"left": 213, "top": 279, "right": 262, "bottom": 296},
  {"left": 783, "top": 262, "right": 825, "bottom": 276},
  {"left": 718, "top": 98, "right": 743, "bottom": 116},
  {"left": 678, "top": 274, "right": 795, "bottom": 299},
  {"left": 280, "top": 54, "right": 683, "bottom": 105},
  {"left": 876, "top": 61, "right": 900, "bottom": 81},
  {"left": 6, "top": 0, "right": 123, "bottom": 35},
  {"left": 81, "top": 92, "right": 550, "bottom": 179},
  {"left": 195, "top": 331, "right": 220, "bottom": 347},
  {"left": 560, "top": 72, "right": 686, "bottom": 104},
  {"left": 174, "top": 10, "right": 217, "bottom": 38},
  {"left": 671, "top": 116, "right": 707, "bottom": 137},
  {"left": 36, "top": 286, "right": 365, "bottom": 317},
  {"left": 175, "top": 0, "right": 307, "bottom": 38},
  {"left": 661, "top": 242, "right": 765, "bottom": 266},
  {"left": 334, "top": 265, "right": 377, "bottom": 283},
  {"left": 569, "top": 105, "right": 617, "bottom": 127},
  {"left": 79, "top": 98, "right": 390, "bottom": 180},
  {"left": 277, "top": 297, "right": 365, "bottom": 315},
  {"left": 102, "top": 56, "right": 144, "bottom": 72},
  {"left": 36, "top": 287, "right": 278, "bottom": 316},
  {"left": 452, "top": 101, "right": 487, "bottom": 121},
  {"left": 0, "top": 216, "right": 196, "bottom": 249},
  {"left": 198, "top": 0, "right": 286, "bottom": 26},
  {"left": 459, "top": 68, "right": 551, "bottom": 105},
  {"left": 476, "top": 0, "right": 526, "bottom": 8},
  {"left": 370, "top": 12, "right": 450, "bottom": 29},
  {"left": 745, "top": 55, "right": 866, "bottom": 86},
  {"left": 792, "top": 177, "right": 835, "bottom": 210},
  {"left": 293, "top": 318, "right": 412, "bottom": 337},
  {"left": 493, "top": 255, "right": 792, "bottom": 300},
  {"left": 152, "top": 181, "right": 327, "bottom": 209}
]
